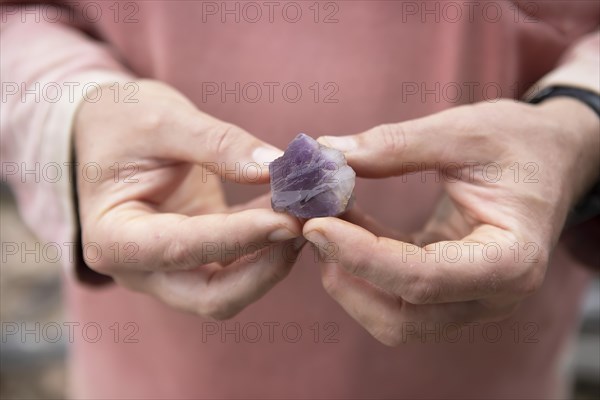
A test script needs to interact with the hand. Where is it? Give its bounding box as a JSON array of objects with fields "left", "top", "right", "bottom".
[
  {"left": 74, "top": 80, "right": 304, "bottom": 319},
  {"left": 303, "top": 99, "right": 599, "bottom": 345}
]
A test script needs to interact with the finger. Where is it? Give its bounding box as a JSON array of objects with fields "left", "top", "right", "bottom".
[
  {"left": 228, "top": 193, "right": 307, "bottom": 233},
  {"left": 320, "top": 262, "right": 405, "bottom": 346},
  {"left": 228, "top": 192, "right": 272, "bottom": 213},
  {"left": 320, "top": 263, "right": 513, "bottom": 346},
  {"left": 86, "top": 206, "right": 302, "bottom": 273},
  {"left": 160, "top": 113, "right": 283, "bottom": 184},
  {"left": 341, "top": 203, "right": 412, "bottom": 242},
  {"left": 124, "top": 238, "right": 305, "bottom": 319},
  {"left": 304, "top": 217, "right": 540, "bottom": 304},
  {"left": 317, "top": 106, "right": 482, "bottom": 178}
]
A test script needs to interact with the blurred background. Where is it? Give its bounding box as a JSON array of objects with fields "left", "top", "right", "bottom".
[
  {"left": 1, "top": 181, "right": 599, "bottom": 399},
  {"left": 1, "top": 185, "right": 65, "bottom": 399}
]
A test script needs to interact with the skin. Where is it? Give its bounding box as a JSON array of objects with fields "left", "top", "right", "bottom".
[
  {"left": 305, "top": 98, "right": 600, "bottom": 346},
  {"left": 74, "top": 80, "right": 305, "bottom": 320},
  {"left": 75, "top": 80, "right": 599, "bottom": 343}
]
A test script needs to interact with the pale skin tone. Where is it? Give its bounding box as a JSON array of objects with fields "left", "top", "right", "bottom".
[
  {"left": 76, "top": 80, "right": 599, "bottom": 343},
  {"left": 75, "top": 80, "right": 304, "bottom": 320},
  {"left": 306, "top": 98, "right": 599, "bottom": 345}
]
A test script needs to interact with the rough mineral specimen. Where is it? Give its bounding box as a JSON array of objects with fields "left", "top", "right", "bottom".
[{"left": 269, "top": 133, "right": 356, "bottom": 218}]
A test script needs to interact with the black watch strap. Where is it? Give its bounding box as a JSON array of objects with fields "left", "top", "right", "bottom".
[
  {"left": 529, "top": 86, "right": 600, "bottom": 117},
  {"left": 527, "top": 86, "right": 600, "bottom": 227}
]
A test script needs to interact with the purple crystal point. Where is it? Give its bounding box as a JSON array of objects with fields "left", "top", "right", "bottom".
[{"left": 269, "top": 133, "right": 356, "bottom": 218}]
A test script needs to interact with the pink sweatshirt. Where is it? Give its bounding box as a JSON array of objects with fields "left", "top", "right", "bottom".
[{"left": 1, "top": 1, "right": 599, "bottom": 398}]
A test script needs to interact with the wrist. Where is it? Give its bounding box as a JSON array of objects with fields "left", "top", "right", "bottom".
[{"left": 536, "top": 98, "right": 600, "bottom": 205}]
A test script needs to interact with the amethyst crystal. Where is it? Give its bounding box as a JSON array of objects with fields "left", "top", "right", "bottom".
[{"left": 269, "top": 133, "right": 356, "bottom": 218}]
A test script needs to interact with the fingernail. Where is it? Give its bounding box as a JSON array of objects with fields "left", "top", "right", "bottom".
[
  {"left": 253, "top": 147, "right": 284, "bottom": 167},
  {"left": 268, "top": 227, "right": 297, "bottom": 242},
  {"left": 304, "top": 230, "right": 327, "bottom": 246},
  {"left": 318, "top": 136, "right": 357, "bottom": 152}
]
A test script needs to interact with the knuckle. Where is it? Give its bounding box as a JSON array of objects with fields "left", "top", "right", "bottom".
[
  {"left": 345, "top": 253, "right": 370, "bottom": 278},
  {"left": 165, "top": 241, "right": 198, "bottom": 270},
  {"left": 371, "top": 321, "right": 403, "bottom": 347},
  {"left": 400, "top": 265, "right": 440, "bottom": 305},
  {"left": 517, "top": 264, "right": 546, "bottom": 297},
  {"left": 404, "top": 277, "right": 441, "bottom": 305},
  {"left": 208, "top": 123, "right": 237, "bottom": 156},
  {"left": 508, "top": 246, "right": 549, "bottom": 298},
  {"left": 520, "top": 276, "right": 541, "bottom": 297},
  {"left": 82, "top": 247, "right": 110, "bottom": 272},
  {"left": 201, "top": 298, "right": 239, "bottom": 321},
  {"left": 136, "top": 109, "right": 167, "bottom": 133},
  {"left": 80, "top": 231, "right": 112, "bottom": 273},
  {"left": 376, "top": 124, "right": 406, "bottom": 155},
  {"left": 321, "top": 267, "right": 340, "bottom": 296}
]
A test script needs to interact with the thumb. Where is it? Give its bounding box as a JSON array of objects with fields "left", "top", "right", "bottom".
[
  {"left": 163, "top": 114, "right": 283, "bottom": 184},
  {"left": 318, "top": 109, "right": 467, "bottom": 178}
]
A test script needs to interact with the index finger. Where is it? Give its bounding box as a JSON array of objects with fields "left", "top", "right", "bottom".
[
  {"left": 83, "top": 205, "right": 302, "bottom": 273},
  {"left": 303, "top": 218, "right": 544, "bottom": 304}
]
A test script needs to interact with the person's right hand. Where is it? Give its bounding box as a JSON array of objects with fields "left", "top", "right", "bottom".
[{"left": 74, "top": 80, "right": 304, "bottom": 319}]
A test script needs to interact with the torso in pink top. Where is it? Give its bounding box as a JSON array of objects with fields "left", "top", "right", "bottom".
[{"left": 62, "top": 1, "right": 598, "bottom": 398}]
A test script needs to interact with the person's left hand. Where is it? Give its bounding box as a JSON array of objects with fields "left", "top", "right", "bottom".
[{"left": 303, "top": 99, "right": 599, "bottom": 345}]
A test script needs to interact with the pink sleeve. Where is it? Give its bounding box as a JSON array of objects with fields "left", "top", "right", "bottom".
[{"left": 0, "top": 4, "right": 133, "bottom": 280}]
